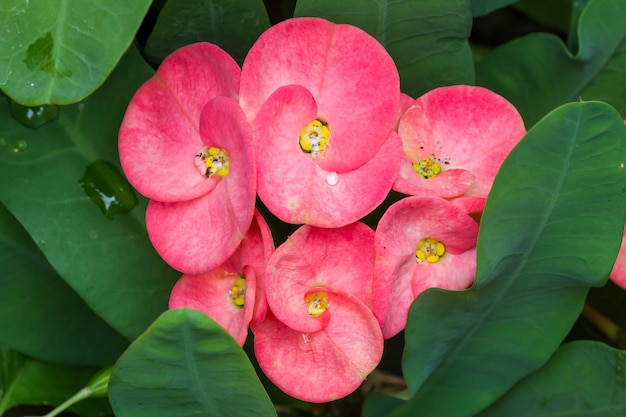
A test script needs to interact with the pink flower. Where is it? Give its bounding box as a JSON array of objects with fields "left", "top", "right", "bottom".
[
  {"left": 394, "top": 85, "right": 526, "bottom": 199},
  {"left": 169, "top": 211, "right": 274, "bottom": 345},
  {"left": 238, "top": 17, "right": 402, "bottom": 227},
  {"left": 609, "top": 120, "right": 626, "bottom": 289},
  {"left": 119, "top": 43, "right": 256, "bottom": 274},
  {"left": 252, "top": 222, "right": 383, "bottom": 402},
  {"left": 373, "top": 196, "right": 480, "bottom": 339},
  {"left": 610, "top": 236, "right": 626, "bottom": 290}
]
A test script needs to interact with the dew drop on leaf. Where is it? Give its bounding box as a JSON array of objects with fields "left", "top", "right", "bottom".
[
  {"left": 79, "top": 160, "right": 139, "bottom": 219},
  {"left": 9, "top": 99, "right": 59, "bottom": 129},
  {"left": 12, "top": 139, "right": 27, "bottom": 152}
]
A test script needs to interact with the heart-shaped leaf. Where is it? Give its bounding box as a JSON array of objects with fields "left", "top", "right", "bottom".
[
  {"left": 0, "top": 0, "right": 151, "bottom": 105},
  {"left": 109, "top": 308, "right": 277, "bottom": 417}
]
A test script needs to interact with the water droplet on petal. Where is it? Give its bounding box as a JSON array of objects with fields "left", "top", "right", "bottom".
[
  {"left": 79, "top": 160, "right": 138, "bottom": 219},
  {"left": 326, "top": 171, "right": 339, "bottom": 186},
  {"left": 297, "top": 333, "right": 313, "bottom": 352}
]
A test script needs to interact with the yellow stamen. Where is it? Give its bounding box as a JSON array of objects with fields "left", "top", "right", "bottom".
[
  {"left": 416, "top": 238, "right": 446, "bottom": 263},
  {"left": 299, "top": 119, "right": 330, "bottom": 159},
  {"left": 228, "top": 276, "right": 246, "bottom": 308},
  {"left": 305, "top": 291, "right": 329, "bottom": 317},
  {"left": 196, "top": 146, "right": 230, "bottom": 178},
  {"left": 413, "top": 158, "right": 441, "bottom": 179}
]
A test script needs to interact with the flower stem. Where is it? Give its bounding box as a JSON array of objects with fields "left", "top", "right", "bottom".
[
  {"left": 40, "top": 387, "right": 92, "bottom": 417},
  {"left": 39, "top": 365, "right": 113, "bottom": 417},
  {"left": 581, "top": 303, "right": 626, "bottom": 349}
]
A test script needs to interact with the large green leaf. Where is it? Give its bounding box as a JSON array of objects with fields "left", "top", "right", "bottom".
[
  {"left": 388, "top": 102, "right": 626, "bottom": 417},
  {"left": 0, "top": 346, "right": 112, "bottom": 416},
  {"left": 294, "top": 0, "right": 474, "bottom": 98},
  {"left": 477, "top": 341, "right": 626, "bottom": 416},
  {"left": 144, "top": 0, "right": 270, "bottom": 67},
  {"left": 0, "top": 202, "right": 128, "bottom": 366},
  {"left": 0, "top": 0, "right": 151, "bottom": 106},
  {"left": 476, "top": 0, "right": 626, "bottom": 126},
  {"left": 471, "top": 0, "right": 518, "bottom": 17},
  {"left": 108, "top": 308, "right": 277, "bottom": 417},
  {"left": 0, "top": 46, "right": 179, "bottom": 341}
]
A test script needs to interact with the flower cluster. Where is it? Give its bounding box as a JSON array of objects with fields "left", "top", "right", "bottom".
[{"left": 119, "top": 17, "right": 526, "bottom": 402}]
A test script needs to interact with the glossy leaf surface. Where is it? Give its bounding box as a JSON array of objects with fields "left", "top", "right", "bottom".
[
  {"left": 0, "top": 0, "right": 151, "bottom": 105},
  {"left": 476, "top": 0, "right": 626, "bottom": 126},
  {"left": 0, "top": 46, "right": 179, "bottom": 340},
  {"left": 109, "top": 308, "right": 277, "bottom": 417},
  {"left": 0, "top": 202, "right": 128, "bottom": 365},
  {"left": 0, "top": 347, "right": 112, "bottom": 416},
  {"left": 144, "top": 0, "right": 270, "bottom": 66},
  {"left": 393, "top": 102, "right": 626, "bottom": 417},
  {"left": 294, "top": 0, "right": 474, "bottom": 98},
  {"left": 477, "top": 341, "right": 626, "bottom": 416}
]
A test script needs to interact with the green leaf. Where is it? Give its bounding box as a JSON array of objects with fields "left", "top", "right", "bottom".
[
  {"left": 294, "top": 0, "right": 474, "bottom": 98},
  {"left": 109, "top": 308, "right": 277, "bottom": 417},
  {"left": 0, "top": 202, "right": 128, "bottom": 366},
  {"left": 471, "top": 0, "right": 518, "bottom": 17},
  {"left": 362, "top": 391, "right": 406, "bottom": 417},
  {"left": 144, "top": 0, "right": 270, "bottom": 67},
  {"left": 0, "top": 0, "right": 151, "bottom": 105},
  {"left": 0, "top": 45, "right": 179, "bottom": 341},
  {"left": 514, "top": 0, "right": 573, "bottom": 34},
  {"left": 0, "top": 346, "right": 112, "bottom": 417},
  {"left": 477, "top": 341, "right": 626, "bottom": 416},
  {"left": 476, "top": 0, "right": 626, "bottom": 126},
  {"left": 394, "top": 102, "right": 626, "bottom": 417}
]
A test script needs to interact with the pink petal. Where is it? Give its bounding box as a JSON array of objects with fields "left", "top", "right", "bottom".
[
  {"left": 146, "top": 97, "right": 255, "bottom": 274},
  {"left": 240, "top": 17, "right": 400, "bottom": 172},
  {"left": 199, "top": 95, "right": 257, "bottom": 219},
  {"left": 169, "top": 265, "right": 256, "bottom": 346},
  {"left": 610, "top": 233, "right": 626, "bottom": 289},
  {"left": 410, "top": 249, "right": 476, "bottom": 295},
  {"left": 450, "top": 196, "right": 487, "bottom": 224},
  {"left": 395, "top": 85, "right": 526, "bottom": 198},
  {"left": 373, "top": 196, "right": 479, "bottom": 338},
  {"left": 252, "top": 292, "right": 383, "bottom": 403},
  {"left": 119, "top": 43, "right": 241, "bottom": 202},
  {"left": 394, "top": 160, "right": 475, "bottom": 198},
  {"left": 146, "top": 192, "right": 241, "bottom": 274},
  {"left": 265, "top": 223, "right": 376, "bottom": 333},
  {"left": 394, "top": 93, "right": 415, "bottom": 130},
  {"left": 254, "top": 84, "right": 402, "bottom": 227},
  {"left": 234, "top": 211, "right": 275, "bottom": 324}
]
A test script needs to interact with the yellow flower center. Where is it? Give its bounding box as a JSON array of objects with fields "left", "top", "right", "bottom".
[
  {"left": 305, "top": 291, "right": 329, "bottom": 317},
  {"left": 416, "top": 238, "right": 446, "bottom": 263},
  {"left": 195, "top": 146, "right": 230, "bottom": 178},
  {"left": 228, "top": 276, "right": 246, "bottom": 308},
  {"left": 299, "top": 119, "right": 329, "bottom": 159},
  {"left": 413, "top": 158, "right": 441, "bottom": 179}
]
